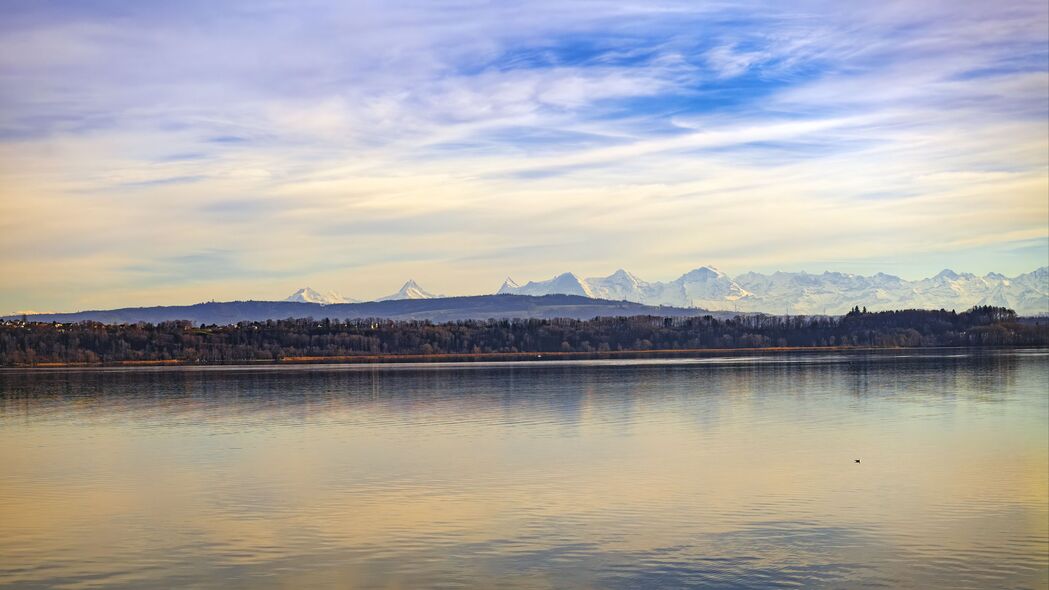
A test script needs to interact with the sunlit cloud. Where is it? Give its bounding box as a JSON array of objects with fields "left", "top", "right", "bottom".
[{"left": 0, "top": 0, "right": 1046, "bottom": 310}]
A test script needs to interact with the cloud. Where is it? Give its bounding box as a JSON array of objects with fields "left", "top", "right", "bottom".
[
  {"left": 0, "top": 0, "right": 1046, "bottom": 310},
  {"left": 118, "top": 175, "right": 207, "bottom": 188}
]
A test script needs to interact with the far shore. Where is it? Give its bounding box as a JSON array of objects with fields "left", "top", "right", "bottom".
[{"left": 4, "top": 344, "right": 1042, "bottom": 369}]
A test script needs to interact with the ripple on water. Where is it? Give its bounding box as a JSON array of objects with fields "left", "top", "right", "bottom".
[{"left": 0, "top": 351, "right": 1046, "bottom": 589}]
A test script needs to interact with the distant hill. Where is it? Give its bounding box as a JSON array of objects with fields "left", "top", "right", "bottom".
[
  {"left": 4, "top": 306, "right": 1046, "bottom": 367},
  {"left": 6, "top": 294, "right": 730, "bottom": 325}
]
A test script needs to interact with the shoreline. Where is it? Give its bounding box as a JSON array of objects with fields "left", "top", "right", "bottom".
[{"left": 3, "top": 345, "right": 1043, "bottom": 370}]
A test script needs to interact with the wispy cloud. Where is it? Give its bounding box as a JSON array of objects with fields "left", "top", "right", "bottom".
[{"left": 0, "top": 0, "right": 1046, "bottom": 310}]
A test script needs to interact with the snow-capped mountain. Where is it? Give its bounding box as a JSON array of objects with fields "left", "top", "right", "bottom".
[
  {"left": 376, "top": 279, "right": 441, "bottom": 301},
  {"left": 663, "top": 266, "right": 751, "bottom": 308},
  {"left": 1000, "top": 267, "right": 1049, "bottom": 313},
  {"left": 280, "top": 266, "right": 1047, "bottom": 314},
  {"left": 586, "top": 269, "right": 648, "bottom": 301},
  {"left": 732, "top": 271, "right": 905, "bottom": 314},
  {"left": 284, "top": 287, "right": 357, "bottom": 305},
  {"left": 497, "top": 266, "right": 1049, "bottom": 315},
  {"left": 499, "top": 272, "right": 594, "bottom": 298},
  {"left": 497, "top": 266, "right": 751, "bottom": 309}
]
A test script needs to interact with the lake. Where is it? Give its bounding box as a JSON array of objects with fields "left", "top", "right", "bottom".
[{"left": 1, "top": 350, "right": 1046, "bottom": 589}]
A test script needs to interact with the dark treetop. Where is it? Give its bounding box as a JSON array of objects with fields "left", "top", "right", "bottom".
[{"left": 2, "top": 306, "right": 1045, "bottom": 366}]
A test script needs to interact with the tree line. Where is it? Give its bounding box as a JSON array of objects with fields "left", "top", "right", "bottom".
[{"left": 1, "top": 306, "right": 1045, "bottom": 365}]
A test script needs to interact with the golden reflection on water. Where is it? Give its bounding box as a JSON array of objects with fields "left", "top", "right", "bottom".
[{"left": 0, "top": 352, "right": 1046, "bottom": 589}]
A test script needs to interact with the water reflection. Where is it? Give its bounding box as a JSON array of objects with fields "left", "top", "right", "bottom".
[{"left": 0, "top": 351, "right": 1046, "bottom": 589}]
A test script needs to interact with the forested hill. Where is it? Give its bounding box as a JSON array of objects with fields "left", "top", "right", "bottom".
[
  {"left": 5, "top": 294, "right": 718, "bottom": 325},
  {"left": 2, "top": 307, "right": 1045, "bottom": 366}
]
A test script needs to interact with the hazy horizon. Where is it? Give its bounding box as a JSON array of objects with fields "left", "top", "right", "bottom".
[
  {"left": 8, "top": 263, "right": 1048, "bottom": 317},
  {"left": 9, "top": 259, "right": 1049, "bottom": 314}
]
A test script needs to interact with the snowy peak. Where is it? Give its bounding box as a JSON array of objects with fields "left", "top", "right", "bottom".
[
  {"left": 549, "top": 272, "right": 595, "bottom": 297},
  {"left": 497, "top": 277, "right": 521, "bottom": 294},
  {"left": 284, "top": 287, "right": 356, "bottom": 305},
  {"left": 608, "top": 268, "right": 640, "bottom": 282},
  {"left": 871, "top": 272, "right": 905, "bottom": 286},
  {"left": 679, "top": 265, "right": 726, "bottom": 280},
  {"left": 601, "top": 268, "right": 645, "bottom": 289},
  {"left": 285, "top": 287, "right": 325, "bottom": 303},
  {"left": 586, "top": 269, "right": 647, "bottom": 301},
  {"left": 499, "top": 272, "right": 594, "bottom": 298},
  {"left": 673, "top": 266, "right": 750, "bottom": 303},
  {"left": 377, "top": 279, "right": 441, "bottom": 301},
  {"left": 1017, "top": 266, "right": 1049, "bottom": 286}
]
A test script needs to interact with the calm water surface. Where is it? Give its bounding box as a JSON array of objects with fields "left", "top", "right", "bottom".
[{"left": 1, "top": 351, "right": 1047, "bottom": 589}]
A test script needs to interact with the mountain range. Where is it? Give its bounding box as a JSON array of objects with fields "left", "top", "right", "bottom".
[
  {"left": 283, "top": 280, "right": 439, "bottom": 304},
  {"left": 286, "top": 266, "right": 1049, "bottom": 316},
  {"left": 284, "top": 287, "right": 358, "bottom": 304},
  {"left": 8, "top": 295, "right": 725, "bottom": 325}
]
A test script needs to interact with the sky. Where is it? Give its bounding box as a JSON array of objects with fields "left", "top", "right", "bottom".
[{"left": 1, "top": 0, "right": 1047, "bottom": 311}]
